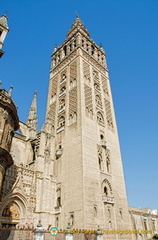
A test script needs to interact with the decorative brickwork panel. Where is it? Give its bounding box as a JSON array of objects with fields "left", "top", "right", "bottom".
[
  {"left": 104, "top": 99, "right": 114, "bottom": 129},
  {"left": 105, "top": 148, "right": 111, "bottom": 173},
  {"left": 101, "top": 75, "right": 109, "bottom": 98},
  {"left": 69, "top": 87, "right": 77, "bottom": 124},
  {"left": 48, "top": 103, "right": 56, "bottom": 126},
  {"left": 84, "top": 84, "right": 93, "bottom": 117},
  {"left": 51, "top": 77, "right": 58, "bottom": 98},
  {"left": 83, "top": 60, "right": 90, "bottom": 82},
  {"left": 70, "top": 60, "right": 77, "bottom": 87},
  {"left": 93, "top": 69, "right": 99, "bottom": 83}
]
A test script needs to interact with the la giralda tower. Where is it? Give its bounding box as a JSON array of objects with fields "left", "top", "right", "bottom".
[{"left": 43, "top": 17, "right": 131, "bottom": 238}]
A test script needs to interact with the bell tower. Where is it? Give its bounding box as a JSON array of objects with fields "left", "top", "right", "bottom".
[
  {"left": 0, "top": 15, "right": 9, "bottom": 58},
  {"left": 44, "top": 17, "right": 131, "bottom": 237}
]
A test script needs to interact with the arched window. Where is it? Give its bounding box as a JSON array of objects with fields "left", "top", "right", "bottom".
[
  {"left": 98, "top": 153, "right": 103, "bottom": 170},
  {"left": 69, "top": 43, "right": 72, "bottom": 51},
  {"left": 109, "top": 221, "right": 112, "bottom": 229},
  {"left": 108, "top": 208, "right": 111, "bottom": 218},
  {"left": 94, "top": 83, "right": 100, "bottom": 91},
  {"left": 82, "top": 39, "right": 84, "bottom": 48},
  {"left": 58, "top": 116, "right": 65, "bottom": 127},
  {"left": 97, "top": 112, "right": 104, "bottom": 124},
  {"left": 119, "top": 209, "right": 123, "bottom": 219},
  {"left": 74, "top": 39, "right": 76, "bottom": 48},
  {"left": 59, "top": 99, "right": 65, "bottom": 108},
  {"left": 57, "top": 197, "right": 61, "bottom": 207},
  {"left": 70, "top": 214, "right": 74, "bottom": 226},
  {"left": 55, "top": 217, "right": 59, "bottom": 227},
  {"left": 107, "top": 159, "right": 110, "bottom": 173},
  {"left": 104, "top": 186, "right": 108, "bottom": 196},
  {"left": 61, "top": 74, "right": 66, "bottom": 83},
  {"left": 59, "top": 86, "right": 66, "bottom": 95},
  {"left": 91, "top": 45, "right": 95, "bottom": 55},
  {"left": 94, "top": 206, "right": 97, "bottom": 218},
  {"left": 96, "top": 95, "right": 102, "bottom": 106},
  {"left": 63, "top": 45, "right": 67, "bottom": 56},
  {"left": 100, "top": 134, "right": 104, "bottom": 140}
]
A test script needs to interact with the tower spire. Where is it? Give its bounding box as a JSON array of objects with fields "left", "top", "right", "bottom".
[
  {"left": 66, "top": 16, "right": 90, "bottom": 38},
  {"left": 26, "top": 91, "right": 38, "bottom": 134}
]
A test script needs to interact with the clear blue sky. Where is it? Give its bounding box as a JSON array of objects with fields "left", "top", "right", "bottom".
[{"left": 1, "top": 0, "right": 158, "bottom": 210}]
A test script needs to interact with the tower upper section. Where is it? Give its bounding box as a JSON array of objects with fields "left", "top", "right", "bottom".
[
  {"left": 0, "top": 15, "right": 9, "bottom": 58},
  {"left": 51, "top": 17, "right": 107, "bottom": 71}
]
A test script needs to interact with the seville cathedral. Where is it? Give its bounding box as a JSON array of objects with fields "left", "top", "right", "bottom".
[{"left": 0, "top": 14, "right": 158, "bottom": 240}]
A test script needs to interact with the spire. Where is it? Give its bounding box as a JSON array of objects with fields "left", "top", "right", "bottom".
[
  {"left": 26, "top": 91, "right": 38, "bottom": 131},
  {"left": 66, "top": 16, "right": 90, "bottom": 38}
]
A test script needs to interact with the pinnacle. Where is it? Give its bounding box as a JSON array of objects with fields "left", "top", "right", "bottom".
[
  {"left": 26, "top": 91, "right": 38, "bottom": 131},
  {"left": 0, "top": 15, "right": 9, "bottom": 29}
]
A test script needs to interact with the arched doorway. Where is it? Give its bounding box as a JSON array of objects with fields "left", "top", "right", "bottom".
[{"left": 1, "top": 202, "right": 20, "bottom": 227}]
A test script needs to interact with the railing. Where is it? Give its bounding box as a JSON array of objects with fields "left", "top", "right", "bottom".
[
  {"left": 101, "top": 140, "right": 107, "bottom": 148},
  {"left": 58, "top": 105, "right": 65, "bottom": 114},
  {"left": 60, "top": 78, "right": 66, "bottom": 85},
  {"left": 59, "top": 90, "right": 66, "bottom": 98},
  {"left": 54, "top": 206, "right": 61, "bottom": 214},
  {"left": 102, "top": 195, "right": 114, "bottom": 204},
  {"left": 56, "top": 125, "right": 65, "bottom": 133}
]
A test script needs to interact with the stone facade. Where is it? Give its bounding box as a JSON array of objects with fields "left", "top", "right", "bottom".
[
  {"left": 0, "top": 88, "right": 19, "bottom": 194},
  {"left": 0, "top": 16, "right": 157, "bottom": 240},
  {"left": 129, "top": 207, "right": 158, "bottom": 240}
]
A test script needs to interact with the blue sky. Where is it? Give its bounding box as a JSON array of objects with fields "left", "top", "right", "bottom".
[{"left": 1, "top": 0, "right": 158, "bottom": 210}]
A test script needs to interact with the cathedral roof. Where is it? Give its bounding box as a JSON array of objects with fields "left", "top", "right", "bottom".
[{"left": 0, "top": 15, "right": 9, "bottom": 30}]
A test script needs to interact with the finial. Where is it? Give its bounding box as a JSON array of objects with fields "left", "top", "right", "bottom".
[
  {"left": 9, "top": 86, "right": 13, "bottom": 97},
  {"left": 75, "top": 11, "right": 79, "bottom": 18},
  {"left": 99, "top": 42, "right": 102, "bottom": 48},
  {"left": 0, "top": 81, "right": 2, "bottom": 89},
  {"left": 4, "top": 10, "right": 9, "bottom": 18}
]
